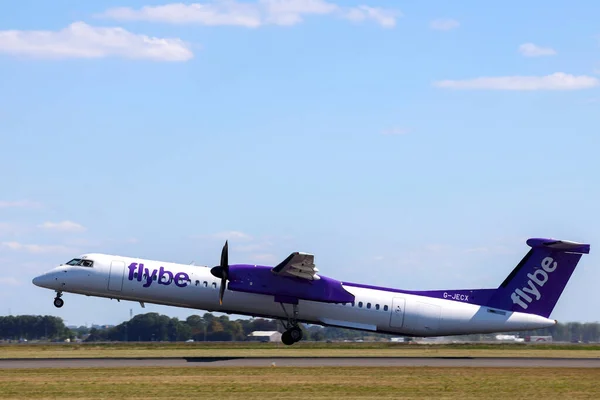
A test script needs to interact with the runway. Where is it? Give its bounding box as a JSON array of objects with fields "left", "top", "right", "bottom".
[{"left": 1, "top": 357, "right": 599, "bottom": 368}]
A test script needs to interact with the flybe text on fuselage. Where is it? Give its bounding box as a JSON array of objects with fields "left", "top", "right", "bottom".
[
  {"left": 510, "top": 256, "right": 557, "bottom": 310},
  {"left": 127, "top": 263, "right": 190, "bottom": 288}
]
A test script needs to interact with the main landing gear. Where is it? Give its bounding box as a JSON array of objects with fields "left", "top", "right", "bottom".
[
  {"left": 279, "top": 303, "right": 303, "bottom": 346},
  {"left": 53, "top": 292, "right": 64, "bottom": 308}
]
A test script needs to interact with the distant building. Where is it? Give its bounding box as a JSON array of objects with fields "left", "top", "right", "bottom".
[
  {"left": 494, "top": 334, "right": 525, "bottom": 342},
  {"left": 91, "top": 325, "right": 114, "bottom": 330},
  {"left": 495, "top": 334, "right": 517, "bottom": 341},
  {"left": 248, "top": 331, "right": 282, "bottom": 342},
  {"left": 525, "top": 335, "right": 553, "bottom": 342}
]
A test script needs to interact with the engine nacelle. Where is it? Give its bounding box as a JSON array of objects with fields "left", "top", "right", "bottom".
[{"left": 226, "top": 264, "right": 355, "bottom": 304}]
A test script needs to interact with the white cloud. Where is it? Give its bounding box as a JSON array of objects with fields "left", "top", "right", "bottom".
[
  {"left": 38, "top": 221, "right": 86, "bottom": 233},
  {"left": 0, "top": 22, "right": 193, "bottom": 61},
  {"left": 429, "top": 18, "right": 459, "bottom": 31},
  {"left": 342, "top": 6, "right": 398, "bottom": 28},
  {"left": 382, "top": 127, "right": 410, "bottom": 135},
  {"left": 1, "top": 241, "right": 76, "bottom": 254},
  {"left": 0, "top": 200, "right": 42, "bottom": 208},
  {"left": 263, "top": 0, "right": 338, "bottom": 25},
  {"left": 102, "top": 2, "right": 263, "bottom": 27},
  {"left": 433, "top": 73, "right": 599, "bottom": 91},
  {"left": 98, "top": 0, "right": 400, "bottom": 28},
  {"left": 518, "top": 43, "right": 557, "bottom": 57}
]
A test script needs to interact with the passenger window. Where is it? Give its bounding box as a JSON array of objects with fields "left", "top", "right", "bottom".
[
  {"left": 203, "top": 281, "right": 208, "bottom": 287},
  {"left": 134, "top": 272, "right": 138, "bottom": 279},
  {"left": 211, "top": 282, "right": 217, "bottom": 289},
  {"left": 195, "top": 280, "right": 200, "bottom": 286},
  {"left": 367, "top": 303, "right": 371, "bottom": 309},
  {"left": 384, "top": 305, "right": 389, "bottom": 311},
  {"left": 358, "top": 301, "right": 363, "bottom": 308},
  {"left": 376, "top": 304, "right": 380, "bottom": 310}
]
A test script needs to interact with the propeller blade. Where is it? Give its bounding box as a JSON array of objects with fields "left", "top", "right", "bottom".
[
  {"left": 216, "top": 240, "right": 228, "bottom": 305},
  {"left": 221, "top": 240, "right": 228, "bottom": 270},
  {"left": 219, "top": 278, "right": 226, "bottom": 305},
  {"left": 210, "top": 241, "right": 229, "bottom": 279}
]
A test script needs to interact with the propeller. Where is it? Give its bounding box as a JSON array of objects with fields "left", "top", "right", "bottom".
[{"left": 210, "top": 241, "right": 229, "bottom": 305}]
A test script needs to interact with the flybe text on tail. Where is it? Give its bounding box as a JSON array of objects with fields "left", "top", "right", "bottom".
[{"left": 510, "top": 256, "right": 557, "bottom": 310}]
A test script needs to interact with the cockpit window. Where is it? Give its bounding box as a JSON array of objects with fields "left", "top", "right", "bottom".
[{"left": 65, "top": 258, "right": 94, "bottom": 267}]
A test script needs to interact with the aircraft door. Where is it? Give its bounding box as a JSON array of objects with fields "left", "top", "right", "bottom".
[
  {"left": 108, "top": 261, "right": 126, "bottom": 292},
  {"left": 389, "top": 297, "right": 406, "bottom": 328}
]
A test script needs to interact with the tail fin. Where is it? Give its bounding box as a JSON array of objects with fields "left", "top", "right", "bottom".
[{"left": 486, "top": 238, "right": 590, "bottom": 318}]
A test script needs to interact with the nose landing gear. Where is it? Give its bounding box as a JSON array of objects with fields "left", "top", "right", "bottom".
[{"left": 53, "top": 292, "right": 64, "bottom": 308}]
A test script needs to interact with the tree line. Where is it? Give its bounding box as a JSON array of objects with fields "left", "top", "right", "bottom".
[
  {"left": 0, "top": 315, "right": 72, "bottom": 341},
  {"left": 1, "top": 313, "right": 599, "bottom": 343}
]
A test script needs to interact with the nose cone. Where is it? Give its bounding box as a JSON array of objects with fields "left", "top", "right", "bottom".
[{"left": 32, "top": 272, "right": 56, "bottom": 289}]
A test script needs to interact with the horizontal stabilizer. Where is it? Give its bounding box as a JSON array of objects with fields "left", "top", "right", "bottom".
[{"left": 526, "top": 238, "right": 590, "bottom": 254}]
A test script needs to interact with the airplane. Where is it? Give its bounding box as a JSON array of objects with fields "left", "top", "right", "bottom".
[{"left": 32, "top": 237, "right": 590, "bottom": 345}]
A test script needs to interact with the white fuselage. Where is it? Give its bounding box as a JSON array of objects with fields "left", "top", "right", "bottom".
[{"left": 33, "top": 253, "right": 556, "bottom": 336}]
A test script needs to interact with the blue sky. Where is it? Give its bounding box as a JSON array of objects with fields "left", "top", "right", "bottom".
[{"left": 1, "top": 1, "right": 599, "bottom": 327}]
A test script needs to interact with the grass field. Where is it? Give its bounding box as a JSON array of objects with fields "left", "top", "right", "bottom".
[
  {"left": 1, "top": 342, "right": 600, "bottom": 359},
  {"left": 0, "top": 366, "right": 598, "bottom": 399}
]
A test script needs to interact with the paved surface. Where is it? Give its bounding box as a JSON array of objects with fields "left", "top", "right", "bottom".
[{"left": 0, "top": 357, "right": 599, "bottom": 368}]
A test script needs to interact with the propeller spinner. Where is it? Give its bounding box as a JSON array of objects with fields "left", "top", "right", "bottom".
[{"left": 210, "top": 241, "right": 229, "bottom": 305}]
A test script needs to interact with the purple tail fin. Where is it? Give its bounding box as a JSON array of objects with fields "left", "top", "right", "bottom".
[{"left": 486, "top": 238, "right": 590, "bottom": 318}]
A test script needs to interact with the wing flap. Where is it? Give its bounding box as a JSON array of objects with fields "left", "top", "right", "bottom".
[{"left": 271, "top": 252, "right": 320, "bottom": 281}]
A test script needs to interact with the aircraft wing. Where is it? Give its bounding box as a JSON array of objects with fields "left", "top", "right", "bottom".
[{"left": 271, "top": 252, "right": 320, "bottom": 281}]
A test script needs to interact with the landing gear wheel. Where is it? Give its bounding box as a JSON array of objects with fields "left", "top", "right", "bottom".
[
  {"left": 289, "top": 326, "right": 303, "bottom": 342},
  {"left": 281, "top": 331, "right": 295, "bottom": 346},
  {"left": 53, "top": 297, "right": 64, "bottom": 308},
  {"left": 278, "top": 302, "right": 304, "bottom": 345},
  {"left": 281, "top": 327, "right": 303, "bottom": 345}
]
